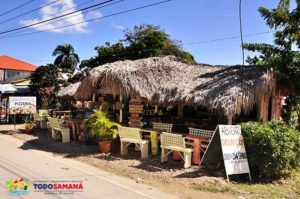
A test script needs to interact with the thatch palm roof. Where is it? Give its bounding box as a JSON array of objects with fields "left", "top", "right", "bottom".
[
  {"left": 75, "top": 56, "right": 275, "bottom": 116},
  {"left": 57, "top": 82, "right": 81, "bottom": 99}
]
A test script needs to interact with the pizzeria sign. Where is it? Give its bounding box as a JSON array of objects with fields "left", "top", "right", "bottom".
[{"left": 9, "top": 96, "right": 37, "bottom": 114}]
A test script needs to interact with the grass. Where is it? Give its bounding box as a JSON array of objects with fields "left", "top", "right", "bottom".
[
  {"left": 194, "top": 172, "right": 300, "bottom": 199},
  {"left": 194, "top": 185, "right": 232, "bottom": 193}
]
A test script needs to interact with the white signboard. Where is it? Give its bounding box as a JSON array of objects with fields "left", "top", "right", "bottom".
[
  {"left": 219, "top": 125, "right": 251, "bottom": 176},
  {"left": 9, "top": 96, "right": 37, "bottom": 114}
]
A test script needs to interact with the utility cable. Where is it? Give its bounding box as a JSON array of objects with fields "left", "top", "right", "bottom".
[
  {"left": 186, "top": 31, "right": 271, "bottom": 46},
  {"left": 0, "top": 0, "right": 35, "bottom": 17},
  {"left": 0, "top": 0, "right": 61, "bottom": 25},
  {"left": 0, "top": 0, "right": 114, "bottom": 35},
  {"left": 239, "top": 0, "right": 245, "bottom": 112},
  {"left": 239, "top": 0, "right": 245, "bottom": 65},
  {"left": 0, "top": 0, "right": 172, "bottom": 39},
  {"left": 1, "top": 0, "right": 124, "bottom": 37}
]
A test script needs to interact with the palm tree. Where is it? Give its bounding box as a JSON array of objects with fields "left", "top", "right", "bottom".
[{"left": 52, "top": 43, "right": 80, "bottom": 73}]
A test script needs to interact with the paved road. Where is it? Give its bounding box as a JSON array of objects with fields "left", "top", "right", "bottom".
[{"left": 0, "top": 134, "right": 178, "bottom": 199}]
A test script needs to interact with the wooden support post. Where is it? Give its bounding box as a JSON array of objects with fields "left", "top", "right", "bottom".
[
  {"left": 177, "top": 103, "right": 184, "bottom": 118},
  {"left": 154, "top": 105, "right": 158, "bottom": 114},
  {"left": 119, "top": 95, "right": 123, "bottom": 123},
  {"left": 227, "top": 115, "right": 233, "bottom": 125},
  {"left": 92, "top": 93, "right": 96, "bottom": 102},
  {"left": 258, "top": 94, "right": 269, "bottom": 122}
]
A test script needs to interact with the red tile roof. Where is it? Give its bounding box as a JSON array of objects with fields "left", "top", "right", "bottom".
[{"left": 0, "top": 55, "right": 37, "bottom": 71}]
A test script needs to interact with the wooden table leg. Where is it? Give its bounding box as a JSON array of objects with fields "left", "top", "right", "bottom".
[
  {"left": 71, "top": 123, "right": 76, "bottom": 140},
  {"left": 150, "top": 132, "right": 158, "bottom": 155},
  {"left": 192, "top": 139, "right": 201, "bottom": 165}
]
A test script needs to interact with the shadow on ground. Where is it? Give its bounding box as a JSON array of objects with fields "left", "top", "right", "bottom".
[{"left": 15, "top": 129, "right": 99, "bottom": 157}]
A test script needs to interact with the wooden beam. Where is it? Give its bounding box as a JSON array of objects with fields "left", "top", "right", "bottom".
[{"left": 119, "top": 95, "right": 123, "bottom": 123}]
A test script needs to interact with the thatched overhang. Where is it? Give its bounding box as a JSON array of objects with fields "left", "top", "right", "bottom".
[
  {"left": 75, "top": 56, "right": 275, "bottom": 117},
  {"left": 57, "top": 82, "right": 81, "bottom": 99}
]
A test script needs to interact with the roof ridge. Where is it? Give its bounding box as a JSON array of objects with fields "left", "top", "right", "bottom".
[{"left": 0, "top": 55, "right": 37, "bottom": 71}]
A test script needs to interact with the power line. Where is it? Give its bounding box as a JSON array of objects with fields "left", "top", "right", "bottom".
[
  {"left": 185, "top": 31, "right": 272, "bottom": 46},
  {"left": 239, "top": 0, "right": 245, "bottom": 65},
  {"left": 0, "top": 0, "right": 35, "bottom": 17},
  {"left": 41, "top": 0, "right": 97, "bottom": 19},
  {"left": 2, "top": 0, "right": 124, "bottom": 37},
  {"left": 0, "top": 0, "right": 114, "bottom": 35},
  {"left": 0, "top": 0, "right": 172, "bottom": 39},
  {"left": 239, "top": 0, "right": 245, "bottom": 111},
  {"left": 0, "top": 0, "right": 61, "bottom": 26},
  {"left": 0, "top": 0, "right": 103, "bottom": 32}
]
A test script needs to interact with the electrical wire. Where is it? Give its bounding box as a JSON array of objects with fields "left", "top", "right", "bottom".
[
  {"left": 239, "top": 0, "right": 245, "bottom": 111},
  {"left": 185, "top": 31, "right": 271, "bottom": 46},
  {"left": 0, "top": 0, "right": 61, "bottom": 26},
  {"left": 0, "top": 0, "right": 172, "bottom": 39},
  {"left": 239, "top": 0, "right": 245, "bottom": 65},
  {"left": 41, "top": 0, "right": 97, "bottom": 19},
  {"left": 0, "top": 0, "right": 35, "bottom": 17},
  {"left": 2, "top": 0, "right": 124, "bottom": 37},
  {"left": 0, "top": 0, "right": 114, "bottom": 35}
]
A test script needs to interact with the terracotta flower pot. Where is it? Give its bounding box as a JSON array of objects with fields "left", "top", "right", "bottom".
[
  {"left": 25, "top": 124, "right": 35, "bottom": 134},
  {"left": 98, "top": 141, "right": 111, "bottom": 154}
]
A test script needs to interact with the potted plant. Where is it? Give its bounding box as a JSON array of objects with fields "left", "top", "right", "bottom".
[
  {"left": 84, "top": 107, "right": 120, "bottom": 153},
  {"left": 24, "top": 116, "right": 35, "bottom": 134}
]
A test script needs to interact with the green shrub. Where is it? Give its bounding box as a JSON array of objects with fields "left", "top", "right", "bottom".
[{"left": 240, "top": 120, "right": 300, "bottom": 179}]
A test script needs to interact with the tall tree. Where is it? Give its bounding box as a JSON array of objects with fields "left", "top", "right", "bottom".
[
  {"left": 30, "top": 64, "right": 62, "bottom": 108},
  {"left": 80, "top": 24, "right": 195, "bottom": 69},
  {"left": 53, "top": 43, "right": 80, "bottom": 73},
  {"left": 244, "top": 0, "right": 300, "bottom": 129},
  {"left": 244, "top": 0, "right": 300, "bottom": 93}
]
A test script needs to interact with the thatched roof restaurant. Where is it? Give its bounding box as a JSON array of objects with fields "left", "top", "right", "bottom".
[{"left": 75, "top": 56, "right": 275, "bottom": 122}]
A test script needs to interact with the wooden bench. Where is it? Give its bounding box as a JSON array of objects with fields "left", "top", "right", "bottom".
[
  {"left": 53, "top": 110, "right": 72, "bottom": 120},
  {"left": 48, "top": 117, "right": 70, "bottom": 143},
  {"left": 160, "top": 132, "right": 193, "bottom": 168},
  {"left": 188, "top": 127, "right": 214, "bottom": 152},
  {"left": 118, "top": 126, "right": 149, "bottom": 159},
  {"left": 33, "top": 112, "right": 41, "bottom": 127},
  {"left": 152, "top": 122, "right": 173, "bottom": 133},
  {"left": 38, "top": 109, "right": 49, "bottom": 117}
]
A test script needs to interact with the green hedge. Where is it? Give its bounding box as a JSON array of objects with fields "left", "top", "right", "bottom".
[{"left": 240, "top": 120, "right": 300, "bottom": 179}]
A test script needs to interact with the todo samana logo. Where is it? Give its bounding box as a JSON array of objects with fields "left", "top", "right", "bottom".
[{"left": 5, "top": 178, "right": 30, "bottom": 196}]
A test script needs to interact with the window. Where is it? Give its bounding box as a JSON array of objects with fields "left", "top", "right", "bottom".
[{"left": 5, "top": 70, "right": 30, "bottom": 79}]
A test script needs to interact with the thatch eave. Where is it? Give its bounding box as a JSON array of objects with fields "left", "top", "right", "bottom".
[
  {"left": 57, "top": 82, "right": 81, "bottom": 99},
  {"left": 74, "top": 56, "right": 275, "bottom": 117}
]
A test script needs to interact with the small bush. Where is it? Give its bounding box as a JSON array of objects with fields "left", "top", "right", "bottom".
[{"left": 240, "top": 120, "right": 300, "bottom": 179}]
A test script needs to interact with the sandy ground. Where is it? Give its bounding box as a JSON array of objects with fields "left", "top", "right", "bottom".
[{"left": 0, "top": 126, "right": 237, "bottom": 199}]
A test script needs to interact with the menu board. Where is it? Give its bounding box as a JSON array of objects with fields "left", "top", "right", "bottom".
[
  {"left": 200, "top": 125, "right": 252, "bottom": 181},
  {"left": 128, "top": 98, "right": 143, "bottom": 127},
  {"left": 219, "top": 125, "right": 251, "bottom": 176}
]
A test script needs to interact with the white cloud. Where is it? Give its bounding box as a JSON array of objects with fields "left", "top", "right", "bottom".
[
  {"left": 87, "top": 10, "right": 103, "bottom": 19},
  {"left": 110, "top": 22, "right": 125, "bottom": 30},
  {"left": 20, "top": 0, "right": 89, "bottom": 33}
]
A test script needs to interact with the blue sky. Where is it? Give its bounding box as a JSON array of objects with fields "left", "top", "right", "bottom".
[{"left": 0, "top": 0, "right": 280, "bottom": 67}]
